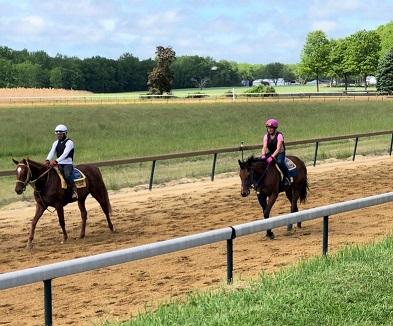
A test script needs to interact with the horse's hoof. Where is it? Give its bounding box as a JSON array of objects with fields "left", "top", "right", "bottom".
[
  {"left": 266, "top": 231, "right": 275, "bottom": 239},
  {"left": 26, "top": 242, "right": 33, "bottom": 250}
]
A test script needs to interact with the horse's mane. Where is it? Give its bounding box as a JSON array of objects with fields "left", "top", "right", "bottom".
[
  {"left": 245, "top": 155, "right": 263, "bottom": 165},
  {"left": 25, "top": 158, "right": 45, "bottom": 168}
]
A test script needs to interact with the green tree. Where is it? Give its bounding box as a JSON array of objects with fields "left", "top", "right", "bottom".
[
  {"left": 13, "top": 61, "right": 48, "bottom": 87},
  {"left": 264, "top": 62, "right": 284, "bottom": 85},
  {"left": 171, "top": 55, "right": 215, "bottom": 89},
  {"left": 0, "top": 59, "right": 14, "bottom": 87},
  {"left": 49, "top": 67, "right": 63, "bottom": 88},
  {"left": 376, "top": 47, "right": 393, "bottom": 94},
  {"left": 346, "top": 30, "right": 381, "bottom": 90},
  {"left": 329, "top": 37, "right": 353, "bottom": 91},
  {"left": 299, "top": 30, "right": 330, "bottom": 92},
  {"left": 148, "top": 46, "right": 176, "bottom": 94},
  {"left": 376, "top": 21, "right": 393, "bottom": 58}
]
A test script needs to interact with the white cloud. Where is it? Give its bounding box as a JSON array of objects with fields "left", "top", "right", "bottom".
[{"left": 311, "top": 20, "right": 338, "bottom": 33}]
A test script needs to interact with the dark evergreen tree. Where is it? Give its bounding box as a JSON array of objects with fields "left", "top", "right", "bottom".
[
  {"left": 147, "top": 46, "right": 176, "bottom": 94},
  {"left": 376, "top": 47, "right": 393, "bottom": 94}
]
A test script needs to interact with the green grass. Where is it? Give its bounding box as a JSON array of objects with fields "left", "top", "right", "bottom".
[
  {"left": 1, "top": 101, "right": 392, "bottom": 170},
  {"left": 1, "top": 101, "right": 392, "bottom": 207},
  {"left": 103, "top": 234, "right": 393, "bottom": 326}
]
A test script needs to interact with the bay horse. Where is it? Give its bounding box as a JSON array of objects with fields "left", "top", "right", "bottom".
[
  {"left": 238, "top": 155, "right": 309, "bottom": 239},
  {"left": 13, "top": 158, "right": 114, "bottom": 249}
]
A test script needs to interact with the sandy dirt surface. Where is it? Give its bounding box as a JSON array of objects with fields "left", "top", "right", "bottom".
[
  {"left": 0, "top": 88, "right": 91, "bottom": 98},
  {"left": 1, "top": 156, "right": 393, "bottom": 325}
]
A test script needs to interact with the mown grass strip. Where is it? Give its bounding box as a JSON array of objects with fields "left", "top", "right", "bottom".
[{"left": 104, "top": 234, "right": 393, "bottom": 326}]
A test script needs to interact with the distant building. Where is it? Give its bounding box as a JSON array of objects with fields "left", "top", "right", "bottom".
[{"left": 366, "top": 76, "right": 377, "bottom": 85}]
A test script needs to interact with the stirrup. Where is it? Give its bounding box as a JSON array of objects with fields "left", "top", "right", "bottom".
[{"left": 71, "top": 190, "right": 78, "bottom": 199}]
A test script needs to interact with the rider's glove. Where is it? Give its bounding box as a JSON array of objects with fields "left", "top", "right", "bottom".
[
  {"left": 49, "top": 160, "right": 58, "bottom": 167},
  {"left": 267, "top": 156, "right": 275, "bottom": 164}
]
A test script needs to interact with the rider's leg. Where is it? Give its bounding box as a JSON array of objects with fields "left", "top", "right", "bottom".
[
  {"left": 276, "top": 153, "right": 291, "bottom": 186},
  {"left": 61, "top": 164, "right": 78, "bottom": 199}
]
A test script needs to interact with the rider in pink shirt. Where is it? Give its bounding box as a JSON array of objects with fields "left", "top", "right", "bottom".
[{"left": 261, "top": 118, "right": 291, "bottom": 187}]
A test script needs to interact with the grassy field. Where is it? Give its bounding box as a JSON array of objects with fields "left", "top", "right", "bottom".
[
  {"left": 106, "top": 234, "right": 393, "bottom": 325},
  {"left": 1, "top": 101, "right": 392, "bottom": 206},
  {"left": 94, "top": 85, "right": 377, "bottom": 98}
]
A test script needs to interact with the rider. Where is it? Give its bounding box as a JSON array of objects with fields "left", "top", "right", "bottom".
[
  {"left": 261, "top": 118, "right": 291, "bottom": 187},
  {"left": 45, "top": 124, "right": 78, "bottom": 200}
]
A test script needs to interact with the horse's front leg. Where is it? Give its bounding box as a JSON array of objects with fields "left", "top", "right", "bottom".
[
  {"left": 264, "top": 193, "right": 278, "bottom": 239},
  {"left": 56, "top": 206, "right": 68, "bottom": 244},
  {"left": 257, "top": 192, "right": 275, "bottom": 239},
  {"left": 27, "top": 203, "right": 45, "bottom": 249}
]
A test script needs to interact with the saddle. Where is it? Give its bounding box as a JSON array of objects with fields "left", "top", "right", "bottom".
[
  {"left": 54, "top": 167, "right": 87, "bottom": 189},
  {"left": 275, "top": 157, "right": 297, "bottom": 181}
]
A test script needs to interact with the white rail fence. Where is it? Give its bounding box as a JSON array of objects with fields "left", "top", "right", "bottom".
[{"left": 1, "top": 192, "right": 393, "bottom": 325}]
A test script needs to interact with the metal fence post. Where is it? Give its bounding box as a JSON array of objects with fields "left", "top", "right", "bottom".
[
  {"left": 211, "top": 153, "right": 218, "bottom": 181},
  {"left": 149, "top": 160, "right": 156, "bottom": 191},
  {"left": 322, "top": 216, "right": 329, "bottom": 256},
  {"left": 352, "top": 137, "right": 359, "bottom": 161},
  {"left": 313, "top": 141, "right": 319, "bottom": 166},
  {"left": 44, "top": 279, "right": 52, "bottom": 326},
  {"left": 227, "top": 227, "right": 236, "bottom": 284}
]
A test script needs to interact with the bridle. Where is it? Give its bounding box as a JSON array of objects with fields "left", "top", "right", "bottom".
[
  {"left": 242, "top": 161, "right": 270, "bottom": 192},
  {"left": 16, "top": 162, "right": 52, "bottom": 191}
]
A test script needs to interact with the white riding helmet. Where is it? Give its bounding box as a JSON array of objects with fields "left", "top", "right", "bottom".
[{"left": 54, "top": 124, "right": 68, "bottom": 134}]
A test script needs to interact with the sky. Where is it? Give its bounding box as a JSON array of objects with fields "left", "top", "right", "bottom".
[{"left": 0, "top": 0, "right": 392, "bottom": 64}]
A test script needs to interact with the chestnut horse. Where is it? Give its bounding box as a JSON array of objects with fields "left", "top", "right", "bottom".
[
  {"left": 238, "top": 155, "right": 308, "bottom": 239},
  {"left": 13, "top": 158, "right": 114, "bottom": 249}
]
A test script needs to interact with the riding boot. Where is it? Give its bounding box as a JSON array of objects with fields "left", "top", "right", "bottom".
[
  {"left": 71, "top": 183, "right": 78, "bottom": 200},
  {"left": 283, "top": 174, "right": 291, "bottom": 187}
]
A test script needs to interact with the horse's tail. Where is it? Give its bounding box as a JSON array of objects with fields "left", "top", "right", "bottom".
[
  {"left": 81, "top": 164, "right": 112, "bottom": 215},
  {"left": 299, "top": 173, "right": 309, "bottom": 204}
]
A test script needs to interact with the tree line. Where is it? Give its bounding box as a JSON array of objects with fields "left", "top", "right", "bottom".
[{"left": 0, "top": 45, "right": 298, "bottom": 92}]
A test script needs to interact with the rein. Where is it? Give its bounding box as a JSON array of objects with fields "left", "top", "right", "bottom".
[{"left": 250, "top": 162, "right": 270, "bottom": 191}]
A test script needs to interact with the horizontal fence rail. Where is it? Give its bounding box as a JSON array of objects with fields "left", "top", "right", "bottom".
[
  {"left": 2, "top": 131, "right": 393, "bottom": 187},
  {"left": 1, "top": 191, "right": 393, "bottom": 325}
]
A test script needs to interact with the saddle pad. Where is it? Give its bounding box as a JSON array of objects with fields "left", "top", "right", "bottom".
[
  {"left": 54, "top": 167, "right": 68, "bottom": 189},
  {"left": 285, "top": 157, "right": 296, "bottom": 171},
  {"left": 73, "top": 168, "right": 87, "bottom": 189}
]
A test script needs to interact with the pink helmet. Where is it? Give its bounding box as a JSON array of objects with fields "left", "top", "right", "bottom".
[{"left": 265, "top": 118, "right": 278, "bottom": 128}]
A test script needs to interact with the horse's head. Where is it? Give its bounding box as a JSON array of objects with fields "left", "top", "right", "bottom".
[
  {"left": 238, "top": 156, "right": 267, "bottom": 197},
  {"left": 12, "top": 158, "right": 31, "bottom": 194}
]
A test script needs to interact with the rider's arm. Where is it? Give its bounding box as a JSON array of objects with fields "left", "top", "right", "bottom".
[
  {"left": 46, "top": 141, "right": 58, "bottom": 160},
  {"left": 271, "top": 133, "right": 284, "bottom": 159},
  {"left": 56, "top": 140, "right": 74, "bottom": 163},
  {"left": 261, "top": 134, "right": 268, "bottom": 156}
]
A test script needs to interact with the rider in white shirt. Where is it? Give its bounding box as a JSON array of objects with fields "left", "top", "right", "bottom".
[{"left": 45, "top": 124, "right": 77, "bottom": 200}]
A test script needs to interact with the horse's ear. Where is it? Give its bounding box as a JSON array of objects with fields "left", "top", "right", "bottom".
[
  {"left": 238, "top": 159, "right": 244, "bottom": 168},
  {"left": 12, "top": 158, "right": 19, "bottom": 165},
  {"left": 22, "top": 158, "right": 27, "bottom": 164}
]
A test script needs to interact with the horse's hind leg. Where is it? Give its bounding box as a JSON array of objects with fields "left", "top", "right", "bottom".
[
  {"left": 286, "top": 188, "right": 301, "bottom": 230},
  {"left": 91, "top": 191, "right": 114, "bottom": 232},
  {"left": 77, "top": 197, "right": 88, "bottom": 238}
]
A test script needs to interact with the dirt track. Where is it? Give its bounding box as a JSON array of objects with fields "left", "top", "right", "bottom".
[{"left": 1, "top": 156, "right": 393, "bottom": 325}]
